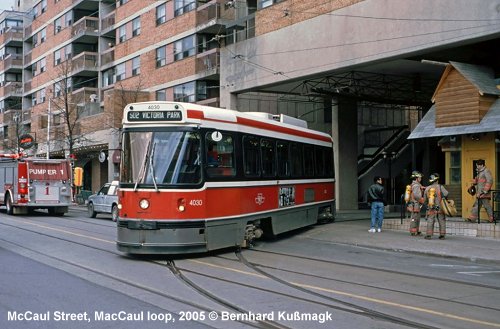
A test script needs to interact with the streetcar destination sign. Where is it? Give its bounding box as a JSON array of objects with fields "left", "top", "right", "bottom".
[{"left": 127, "top": 110, "right": 182, "bottom": 121}]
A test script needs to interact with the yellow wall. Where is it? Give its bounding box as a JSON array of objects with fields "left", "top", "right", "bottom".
[{"left": 461, "top": 133, "right": 496, "bottom": 219}]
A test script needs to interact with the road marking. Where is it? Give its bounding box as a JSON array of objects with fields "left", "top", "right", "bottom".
[
  {"left": 190, "top": 259, "right": 500, "bottom": 327},
  {"left": 430, "top": 264, "right": 482, "bottom": 269},
  {"left": 3, "top": 217, "right": 114, "bottom": 244},
  {"left": 458, "top": 271, "right": 500, "bottom": 276}
]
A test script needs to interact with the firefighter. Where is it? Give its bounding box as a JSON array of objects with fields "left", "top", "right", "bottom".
[
  {"left": 408, "top": 171, "right": 424, "bottom": 236},
  {"left": 424, "top": 173, "right": 448, "bottom": 240},
  {"left": 467, "top": 159, "right": 494, "bottom": 222}
]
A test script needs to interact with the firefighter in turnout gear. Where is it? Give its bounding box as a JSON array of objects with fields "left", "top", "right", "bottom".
[
  {"left": 467, "top": 159, "right": 494, "bottom": 222},
  {"left": 408, "top": 171, "right": 424, "bottom": 236},
  {"left": 424, "top": 173, "right": 448, "bottom": 240}
]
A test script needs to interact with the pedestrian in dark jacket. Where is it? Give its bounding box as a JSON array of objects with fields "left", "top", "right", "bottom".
[{"left": 368, "top": 176, "right": 385, "bottom": 233}]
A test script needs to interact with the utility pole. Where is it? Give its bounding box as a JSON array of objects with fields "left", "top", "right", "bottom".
[{"left": 46, "top": 94, "right": 51, "bottom": 159}]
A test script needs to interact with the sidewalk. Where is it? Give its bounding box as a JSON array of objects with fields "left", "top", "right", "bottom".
[{"left": 315, "top": 210, "right": 500, "bottom": 264}]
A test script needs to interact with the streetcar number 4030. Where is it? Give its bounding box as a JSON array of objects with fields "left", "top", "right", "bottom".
[{"left": 189, "top": 200, "right": 203, "bottom": 206}]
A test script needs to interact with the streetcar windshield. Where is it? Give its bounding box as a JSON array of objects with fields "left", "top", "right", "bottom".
[{"left": 121, "top": 130, "right": 201, "bottom": 186}]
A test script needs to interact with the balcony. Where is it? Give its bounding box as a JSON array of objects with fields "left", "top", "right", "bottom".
[
  {"left": 1, "top": 82, "right": 23, "bottom": 98},
  {"left": 195, "top": 49, "right": 219, "bottom": 76},
  {"left": 22, "top": 109, "right": 31, "bottom": 123},
  {"left": 101, "top": 11, "right": 115, "bottom": 32},
  {"left": 0, "top": 27, "right": 23, "bottom": 45},
  {"left": 72, "top": 87, "right": 99, "bottom": 105},
  {"left": 0, "top": 54, "right": 23, "bottom": 72},
  {"left": 24, "top": 51, "right": 32, "bottom": 66},
  {"left": 71, "top": 52, "right": 98, "bottom": 74},
  {"left": 196, "top": 0, "right": 233, "bottom": 31},
  {"left": 71, "top": 16, "right": 99, "bottom": 40},
  {"left": 101, "top": 48, "right": 115, "bottom": 66}
]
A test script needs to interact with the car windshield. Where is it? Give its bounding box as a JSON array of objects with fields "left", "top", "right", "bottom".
[{"left": 121, "top": 130, "right": 201, "bottom": 186}]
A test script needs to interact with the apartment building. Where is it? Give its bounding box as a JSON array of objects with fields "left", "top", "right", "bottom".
[{"left": 0, "top": 0, "right": 229, "bottom": 192}]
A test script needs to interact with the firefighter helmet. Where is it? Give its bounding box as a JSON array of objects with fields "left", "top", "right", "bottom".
[
  {"left": 429, "top": 173, "right": 440, "bottom": 183},
  {"left": 411, "top": 171, "right": 423, "bottom": 179},
  {"left": 467, "top": 185, "right": 476, "bottom": 196}
]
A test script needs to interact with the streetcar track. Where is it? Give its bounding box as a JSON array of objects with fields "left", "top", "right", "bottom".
[
  {"left": 235, "top": 251, "right": 440, "bottom": 329},
  {"left": 0, "top": 218, "right": 284, "bottom": 328},
  {"left": 237, "top": 256, "right": 500, "bottom": 312},
  {"left": 3, "top": 216, "right": 500, "bottom": 328},
  {"left": 248, "top": 248, "right": 500, "bottom": 291},
  {"left": 162, "top": 260, "right": 291, "bottom": 329}
]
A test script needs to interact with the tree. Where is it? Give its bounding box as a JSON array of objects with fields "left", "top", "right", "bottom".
[{"left": 49, "top": 59, "right": 93, "bottom": 158}]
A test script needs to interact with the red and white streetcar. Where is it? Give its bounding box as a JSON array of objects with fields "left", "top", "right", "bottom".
[{"left": 116, "top": 102, "right": 335, "bottom": 254}]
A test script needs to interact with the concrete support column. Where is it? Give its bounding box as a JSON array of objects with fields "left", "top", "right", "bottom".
[
  {"left": 220, "top": 91, "right": 239, "bottom": 111},
  {"left": 332, "top": 97, "right": 358, "bottom": 210}
]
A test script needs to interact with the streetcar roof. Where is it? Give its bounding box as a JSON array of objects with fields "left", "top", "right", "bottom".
[{"left": 122, "top": 102, "right": 332, "bottom": 144}]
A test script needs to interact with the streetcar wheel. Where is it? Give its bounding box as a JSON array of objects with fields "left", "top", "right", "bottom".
[
  {"left": 111, "top": 205, "right": 119, "bottom": 222},
  {"left": 88, "top": 203, "right": 97, "bottom": 218},
  {"left": 5, "top": 196, "right": 13, "bottom": 215}
]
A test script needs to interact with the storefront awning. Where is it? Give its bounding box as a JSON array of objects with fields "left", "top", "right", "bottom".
[{"left": 408, "top": 100, "right": 500, "bottom": 139}]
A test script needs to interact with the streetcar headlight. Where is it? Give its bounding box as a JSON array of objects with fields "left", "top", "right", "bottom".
[
  {"left": 117, "top": 203, "right": 122, "bottom": 210},
  {"left": 177, "top": 198, "right": 186, "bottom": 212},
  {"left": 139, "top": 199, "right": 150, "bottom": 209}
]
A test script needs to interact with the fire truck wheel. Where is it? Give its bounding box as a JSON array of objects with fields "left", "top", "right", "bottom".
[
  {"left": 5, "top": 196, "right": 13, "bottom": 215},
  {"left": 88, "top": 202, "right": 97, "bottom": 218},
  {"left": 112, "top": 205, "right": 118, "bottom": 222}
]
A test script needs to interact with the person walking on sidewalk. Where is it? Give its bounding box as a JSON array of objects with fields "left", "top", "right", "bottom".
[
  {"left": 368, "top": 176, "right": 385, "bottom": 233},
  {"left": 424, "top": 173, "right": 448, "bottom": 240},
  {"left": 408, "top": 171, "right": 424, "bottom": 236},
  {"left": 467, "top": 159, "right": 494, "bottom": 222}
]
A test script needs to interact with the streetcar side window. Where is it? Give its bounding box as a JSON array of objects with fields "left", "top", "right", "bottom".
[
  {"left": 205, "top": 131, "right": 236, "bottom": 177},
  {"left": 243, "top": 136, "right": 260, "bottom": 177},
  {"left": 290, "top": 143, "right": 303, "bottom": 177},
  {"left": 304, "top": 145, "right": 315, "bottom": 177},
  {"left": 277, "top": 141, "right": 290, "bottom": 178},
  {"left": 324, "top": 146, "right": 334, "bottom": 178},
  {"left": 315, "top": 146, "right": 326, "bottom": 177},
  {"left": 261, "top": 138, "right": 276, "bottom": 178}
]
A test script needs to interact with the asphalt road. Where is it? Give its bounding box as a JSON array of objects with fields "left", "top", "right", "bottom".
[{"left": 1, "top": 208, "right": 499, "bottom": 329}]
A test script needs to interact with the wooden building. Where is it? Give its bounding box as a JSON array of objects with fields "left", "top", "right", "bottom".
[{"left": 409, "top": 62, "right": 500, "bottom": 219}]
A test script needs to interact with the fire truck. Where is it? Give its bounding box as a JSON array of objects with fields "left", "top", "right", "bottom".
[{"left": 0, "top": 153, "right": 72, "bottom": 215}]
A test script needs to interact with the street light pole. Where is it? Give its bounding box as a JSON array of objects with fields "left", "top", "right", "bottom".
[{"left": 46, "top": 97, "right": 51, "bottom": 159}]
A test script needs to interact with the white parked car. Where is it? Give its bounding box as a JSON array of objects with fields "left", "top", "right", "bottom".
[{"left": 87, "top": 181, "right": 119, "bottom": 221}]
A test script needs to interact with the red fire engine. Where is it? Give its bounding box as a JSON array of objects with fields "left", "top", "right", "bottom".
[{"left": 0, "top": 153, "right": 72, "bottom": 215}]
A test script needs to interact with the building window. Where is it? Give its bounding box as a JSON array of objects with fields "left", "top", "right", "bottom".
[
  {"left": 115, "top": 63, "right": 125, "bottom": 81},
  {"left": 40, "top": 88, "right": 46, "bottom": 103},
  {"left": 175, "top": 0, "right": 196, "bottom": 16},
  {"left": 103, "top": 68, "right": 114, "bottom": 87},
  {"left": 32, "top": 62, "right": 37, "bottom": 76},
  {"left": 174, "top": 81, "right": 195, "bottom": 102},
  {"left": 156, "top": 4, "right": 166, "bottom": 25},
  {"left": 174, "top": 35, "right": 195, "bottom": 61},
  {"left": 54, "top": 83, "right": 61, "bottom": 97},
  {"left": 131, "top": 56, "right": 140, "bottom": 76},
  {"left": 132, "top": 17, "right": 140, "bottom": 37},
  {"left": 118, "top": 25, "right": 126, "bottom": 43},
  {"left": 54, "top": 49, "right": 61, "bottom": 65},
  {"left": 119, "top": 0, "right": 129, "bottom": 5},
  {"left": 40, "top": 28, "right": 46, "bottom": 43},
  {"left": 64, "top": 44, "right": 72, "bottom": 60},
  {"left": 450, "top": 151, "right": 461, "bottom": 184},
  {"left": 65, "top": 11, "right": 73, "bottom": 27},
  {"left": 40, "top": 58, "right": 46, "bottom": 73},
  {"left": 54, "top": 17, "right": 62, "bottom": 34},
  {"left": 156, "top": 89, "right": 166, "bottom": 101},
  {"left": 156, "top": 46, "right": 166, "bottom": 67},
  {"left": 41, "top": 0, "right": 47, "bottom": 13}
]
